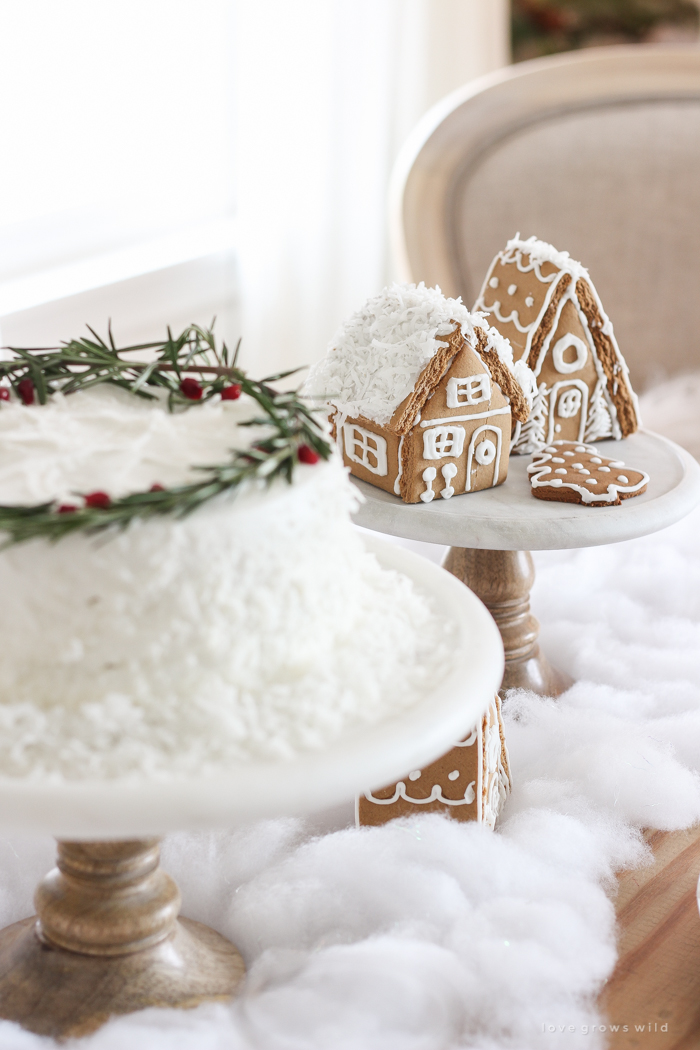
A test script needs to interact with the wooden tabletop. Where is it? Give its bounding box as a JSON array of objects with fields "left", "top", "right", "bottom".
[{"left": 600, "top": 825, "right": 700, "bottom": 1049}]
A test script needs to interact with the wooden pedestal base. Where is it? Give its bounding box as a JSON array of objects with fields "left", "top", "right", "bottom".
[
  {"left": 0, "top": 839, "right": 245, "bottom": 1040},
  {"left": 443, "top": 547, "right": 574, "bottom": 698}
]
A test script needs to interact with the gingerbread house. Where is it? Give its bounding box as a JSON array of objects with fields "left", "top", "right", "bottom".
[
  {"left": 304, "top": 284, "right": 536, "bottom": 504},
  {"left": 358, "top": 695, "right": 511, "bottom": 829},
  {"left": 474, "top": 236, "right": 640, "bottom": 455}
]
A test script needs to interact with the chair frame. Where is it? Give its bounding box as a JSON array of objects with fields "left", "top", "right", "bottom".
[{"left": 390, "top": 44, "right": 700, "bottom": 298}]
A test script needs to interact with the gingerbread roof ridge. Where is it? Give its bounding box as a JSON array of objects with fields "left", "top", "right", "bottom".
[{"left": 504, "top": 235, "right": 590, "bottom": 283}]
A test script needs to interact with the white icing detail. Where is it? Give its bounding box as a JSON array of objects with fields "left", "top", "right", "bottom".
[
  {"left": 550, "top": 478, "right": 563, "bottom": 486},
  {"left": 489, "top": 277, "right": 499, "bottom": 288},
  {"left": 458, "top": 728, "right": 479, "bottom": 747},
  {"left": 525, "top": 295, "right": 534, "bottom": 307},
  {"left": 475, "top": 439, "right": 497, "bottom": 466},
  {"left": 558, "top": 387, "right": 583, "bottom": 418},
  {"left": 599, "top": 466, "right": 610, "bottom": 472},
  {"left": 564, "top": 451, "right": 574, "bottom": 456},
  {"left": 423, "top": 426, "right": 466, "bottom": 460},
  {"left": 420, "top": 466, "right": 437, "bottom": 502},
  {"left": 448, "top": 770, "right": 459, "bottom": 781},
  {"left": 547, "top": 380, "right": 588, "bottom": 443},
  {"left": 465, "top": 426, "right": 502, "bottom": 492},
  {"left": 408, "top": 770, "right": 421, "bottom": 781},
  {"left": 554, "top": 468, "right": 567, "bottom": 474},
  {"left": 617, "top": 475, "right": 629, "bottom": 483},
  {"left": 554, "top": 424, "right": 562, "bottom": 433},
  {"left": 552, "top": 334, "right": 588, "bottom": 374},
  {"left": 440, "top": 463, "right": 458, "bottom": 499},
  {"left": 577, "top": 468, "right": 590, "bottom": 475},
  {"left": 420, "top": 406, "right": 510, "bottom": 427},
  {"left": 507, "top": 284, "right": 517, "bottom": 295},
  {"left": 590, "top": 457, "right": 601, "bottom": 464},
  {"left": 446, "top": 374, "right": 490, "bottom": 408},
  {"left": 586, "top": 479, "right": 597, "bottom": 485},
  {"left": 572, "top": 463, "right": 583, "bottom": 468},
  {"left": 481, "top": 299, "right": 533, "bottom": 334},
  {"left": 393, "top": 435, "right": 405, "bottom": 495},
  {"left": 551, "top": 457, "right": 565, "bottom": 463},
  {"left": 342, "top": 423, "right": 388, "bottom": 476},
  {"left": 584, "top": 380, "right": 613, "bottom": 442},
  {"left": 609, "top": 460, "right": 624, "bottom": 467},
  {"left": 365, "top": 780, "right": 476, "bottom": 806}
]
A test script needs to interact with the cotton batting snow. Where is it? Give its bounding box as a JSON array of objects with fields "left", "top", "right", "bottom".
[
  {"left": 303, "top": 283, "right": 535, "bottom": 427},
  {"left": 1, "top": 494, "right": 700, "bottom": 1047},
  {"left": 0, "top": 387, "right": 456, "bottom": 776}
]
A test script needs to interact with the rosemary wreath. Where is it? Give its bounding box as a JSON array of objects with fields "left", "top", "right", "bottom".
[{"left": 0, "top": 323, "right": 331, "bottom": 546}]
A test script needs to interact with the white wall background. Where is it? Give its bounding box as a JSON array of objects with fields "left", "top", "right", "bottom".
[{"left": 0, "top": 0, "right": 508, "bottom": 378}]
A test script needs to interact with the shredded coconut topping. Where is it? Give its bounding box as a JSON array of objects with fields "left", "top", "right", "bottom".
[
  {"left": 305, "top": 283, "right": 534, "bottom": 426},
  {"left": 0, "top": 386, "right": 458, "bottom": 778}
]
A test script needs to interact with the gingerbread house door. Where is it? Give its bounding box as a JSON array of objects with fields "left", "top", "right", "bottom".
[
  {"left": 465, "top": 425, "right": 502, "bottom": 492},
  {"left": 547, "top": 379, "right": 588, "bottom": 444}
]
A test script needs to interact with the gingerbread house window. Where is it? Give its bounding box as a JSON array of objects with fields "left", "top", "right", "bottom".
[
  {"left": 342, "top": 423, "right": 388, "bottom": 476},
  {"left": 446, "top": 374, "right": 490, "bottom": 408},
  {"left": 423, "top": 425, "right": 466, "bottom": 460}
]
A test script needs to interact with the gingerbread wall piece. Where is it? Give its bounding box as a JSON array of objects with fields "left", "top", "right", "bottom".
[
  {"left": 304, "top": 283, "right": 536, "bottom": 504},
  {"left": 528, "top": 441, "right": 649, "bottom": 506},
  {"left": 358, "top": 695, "right": 511, "bottom": 829},
  {"left": 474, "top": 236, "right": 640, "bottom": 455}
]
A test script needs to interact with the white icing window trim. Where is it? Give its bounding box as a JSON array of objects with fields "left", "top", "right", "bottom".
[
  {"left": 342, "top": 423, "right": 388, "bottom": 476},
  {"left": 446, "top": 374, "right": 490, "bottom": 408},
  {"left": 552, "top": 333, "right": 588, "bottom": 374},
  {"left": 422, "top": 425, "right": 466, "bottom": 461}
]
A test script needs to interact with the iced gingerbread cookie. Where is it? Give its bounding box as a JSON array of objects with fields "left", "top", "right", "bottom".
[{"left": 528, "top": 441, "right": 649, "bottom": 506}]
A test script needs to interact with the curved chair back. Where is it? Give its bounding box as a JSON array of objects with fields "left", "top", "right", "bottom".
[{"left": 391, "top": 45, "right": 700, "bottom": 389}]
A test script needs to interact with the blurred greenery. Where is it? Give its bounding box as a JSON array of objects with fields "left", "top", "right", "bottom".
[{"left": 512, "top": 0, "right": 699, "bottom": 61}]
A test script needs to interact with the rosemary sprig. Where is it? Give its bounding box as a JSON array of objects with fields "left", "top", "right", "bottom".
[{"left": 0, "top": 323, "right": 331, "bottom": 547}]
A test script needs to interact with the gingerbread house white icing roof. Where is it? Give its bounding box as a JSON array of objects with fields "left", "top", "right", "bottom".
[
  {"left": 305, "top": 283, "right": 535, "bottom": 427},
  {"left": 504, "top": 234, "right": 590, "bottom": 284}
]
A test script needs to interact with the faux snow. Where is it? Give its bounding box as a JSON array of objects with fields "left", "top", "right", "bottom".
[
  {"left": 3, "top": 501, "right": 700, "bottom": 1048},
  {"left": 0, "top": 387, "right": 456, "bottom": 777},
  {"left": 303, "top": 282, "right": 535, "bottom": 427}
]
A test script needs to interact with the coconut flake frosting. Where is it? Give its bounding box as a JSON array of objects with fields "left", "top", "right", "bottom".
[
  {"left": 0, "top": 386, "right": 457, "bottom": 779},
  {"left": 303, "top": 282, "right": 535, "bottom": 426}
]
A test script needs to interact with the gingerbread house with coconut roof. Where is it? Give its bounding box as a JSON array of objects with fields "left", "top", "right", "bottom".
[
  {"left": 474, "top": 236, "right": 640, "bottom": 455},
  {"left": 304, "top": 283, "right": 536, "bottom": 504}
]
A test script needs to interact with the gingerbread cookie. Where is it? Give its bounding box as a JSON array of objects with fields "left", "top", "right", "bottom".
[{"left": 528, "top": 441, "right": 649, "bottom": 505}]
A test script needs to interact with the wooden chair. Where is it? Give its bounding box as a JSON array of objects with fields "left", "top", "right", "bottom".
[
  {"left": 391, "top": 43, "right": 700, "bottom": 393},
  {"left": 390, "top": 44, "right": 700, "bottom": 697}
]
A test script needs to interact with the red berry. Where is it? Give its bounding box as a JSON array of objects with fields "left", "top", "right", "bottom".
[
  {"left": 221, "top": 384, "right": 242, "bottom": 401},
  {"left": 0, "top": 388, "right": 9, "bottom": 401},
  {"left": 57, "top": 504, "right": 77, "bottom": 514},
  {"left": 149, "top": 483, "right": 165, "bottom": 492},
  {"left": 17, "top": 378, "right": 34, "bottom": 405},
  {"left": 179, "top": 377, "right": 203, "bottom": 400},
  {"left": 297, "top": 444, "right": 319, "bottom": 465},
  {"left": 85, "top": 491, "right": 111, "bottom": 509}
]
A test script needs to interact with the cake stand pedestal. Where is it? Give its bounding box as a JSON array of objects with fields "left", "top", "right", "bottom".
[
  {"left": 0, "top": 536, "right": 503, "bottom": 1039},
  {"left": 0, "top": 839, "right": 243, "bottom": 1039},
  {"left": 353, "top": 431, "right": 700, "bottom": 697}
]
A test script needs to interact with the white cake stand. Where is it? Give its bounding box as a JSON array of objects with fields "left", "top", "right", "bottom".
[
  {"left": 0, "top": 534, "right": 503, "bottom": 1039},
  {"left": 352, "top": 431, "right": 700, "bottom": 695}
]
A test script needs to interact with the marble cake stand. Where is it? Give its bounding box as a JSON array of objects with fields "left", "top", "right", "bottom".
[
  {"left": 0, "top": 536, "right": 503, "bottom": 1040},
  {"left": 352, "top": 431, "right": 700, "bottom": 697}
]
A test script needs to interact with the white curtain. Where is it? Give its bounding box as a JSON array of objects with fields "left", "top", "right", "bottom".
[{"left": 233, "top": 0, "right": 509, "bottom": 378}]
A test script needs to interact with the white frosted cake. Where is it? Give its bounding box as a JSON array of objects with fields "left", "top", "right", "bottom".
[{"left": 0, "top": 384, "right": 456, "bottom": 780}]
